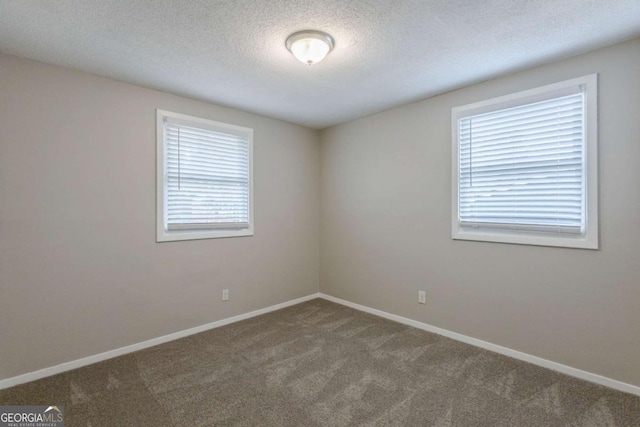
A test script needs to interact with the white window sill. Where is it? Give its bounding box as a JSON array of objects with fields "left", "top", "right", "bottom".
[
  {"left": 157, "top": 228, "right": 254, "bottom": 242},
  {"left": 452, "top": 227, "right": 598, "bottom": 250}
]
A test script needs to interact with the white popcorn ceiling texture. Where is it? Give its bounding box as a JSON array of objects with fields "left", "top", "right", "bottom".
[{"left": 1, "top": 0, "right": 639, "bottom": 128}]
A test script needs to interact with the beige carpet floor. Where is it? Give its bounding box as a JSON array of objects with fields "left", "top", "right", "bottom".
[{"left": 1, "top": 298, "right": 639, "bottom": 426}]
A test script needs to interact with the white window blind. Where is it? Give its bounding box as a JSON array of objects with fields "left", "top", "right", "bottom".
[
  {"left": 452, "top": 75, "right": 598, "bottom": 249},
  {"left": 163, "top": 118, "right": 250, "bottom": 232},
  {"left": 458, "top": 88, "right": 586, "bottom": 235}
]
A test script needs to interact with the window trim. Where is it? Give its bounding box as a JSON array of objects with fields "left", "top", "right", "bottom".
[
  {"left": 451, "top": 74, "right": 598, "bottom": 249},
  {"left": 156, "top": 109, "right": 254, "bottom": 242}
]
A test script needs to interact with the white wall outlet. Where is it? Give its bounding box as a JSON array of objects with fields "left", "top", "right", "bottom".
[
  {"left": 418, "top": 291, "right": 426, "bottom": 304},
  {"left": 222, "top": 289, "right": 229, "bottom": 301}
]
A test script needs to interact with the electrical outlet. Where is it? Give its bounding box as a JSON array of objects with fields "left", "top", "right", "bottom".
[
  {"left": 222, "top": 289, "right": 229, "bottom": 301},
  {"left": 418, "top": 291, "right": 426, "bottom": 304}
]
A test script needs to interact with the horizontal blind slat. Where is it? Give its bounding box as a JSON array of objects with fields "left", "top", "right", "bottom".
[
  {"left": 164, "top": 120, "right": 250, "bottom": 229},
  {"left": 457, "top": 88, "right": 585, "bottom": 233}
]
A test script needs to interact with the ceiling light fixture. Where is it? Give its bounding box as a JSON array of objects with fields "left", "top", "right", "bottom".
[{"left": 285, "top": 30, "right": 334, "bottom": 65}]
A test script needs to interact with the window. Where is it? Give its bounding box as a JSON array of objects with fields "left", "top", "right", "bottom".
[
  {"left": 156, "top": 110, "right": 253, "bottom": 242},
  {"left": 451, "top": 75, "right": 598, "bottom": 249}
]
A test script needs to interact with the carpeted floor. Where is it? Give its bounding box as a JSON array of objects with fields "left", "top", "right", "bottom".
[{"left": 1, "top": 298, "right": 639, "bottom": 426}]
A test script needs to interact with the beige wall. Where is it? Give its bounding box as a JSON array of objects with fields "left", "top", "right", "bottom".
[
  {"left": 0, "top": 54, "right": 320, "bottom": 380},
  {"left": 320, "top": 38, "right": 640, "bottom": 387}
]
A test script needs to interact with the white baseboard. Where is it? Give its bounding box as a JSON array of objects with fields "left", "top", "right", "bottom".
[
  {"left": 0, "top": 293, "right": 321, "bottom": 390},
  {"left": 319, "top": 293, "right": 640, "bottom": 397},
  {"left": 3, "top": 291, "right": 638, "bottom": 397}
]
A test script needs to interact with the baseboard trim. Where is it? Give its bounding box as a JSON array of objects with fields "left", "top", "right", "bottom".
[
  {"left": 4, "top": 292, "right": 638, "bottom": 396},
  {"left": 319, "top": 293, "right": 640, "bottom": 396},
  {"left": 0, "top": 293, "right": 321, "bottom": 390}
]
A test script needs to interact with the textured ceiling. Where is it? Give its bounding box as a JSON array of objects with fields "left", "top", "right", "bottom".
[{"left": 1, "top": 1, "right": 639, "bottom": 129}]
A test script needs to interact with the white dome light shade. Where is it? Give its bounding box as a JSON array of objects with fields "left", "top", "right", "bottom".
[{"left": 286, "top": 30, "right": 334, "bottom": 65}]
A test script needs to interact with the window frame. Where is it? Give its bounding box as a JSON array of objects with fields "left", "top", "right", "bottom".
[
  {"left": 156, "top": 109, "right": 254, "bottom": 242},
  {"left": 451, "top": 74, "right": 598, "bottom": 249}
]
